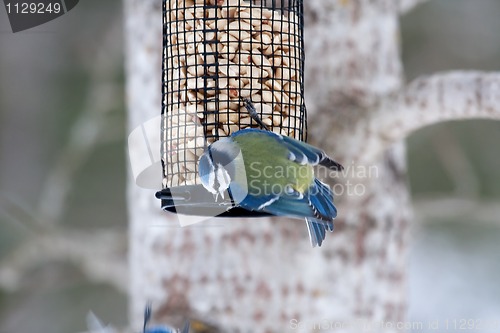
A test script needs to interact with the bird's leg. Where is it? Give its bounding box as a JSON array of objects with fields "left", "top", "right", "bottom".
[
  {"left": 242, "top": 98, "right": 270, "bottom": 131},
  {"left": 143, "top": 302, "right": 152, "bottom": 333}
]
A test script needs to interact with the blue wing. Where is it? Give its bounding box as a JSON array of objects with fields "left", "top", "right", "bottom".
[
  {"left": 231, "top": 128, "right": 342, "bottom": 170},
  {"left": 236, "top": 178, "right": 336, "bottom": 247},
  {"left": 304, "top": 179, "right": 337, "bottom": 246},
  {"left": 237, "top": 193, "right": 280, "bottom": 211},
  {"left": 307, "top": 178, "right": 337, "bottom": 223},
  {"left": 306, "top": 219, "right": 328, "bottom": 247},
  {"left": 280, "top": 135, "right": 343, "bottom": 170}
]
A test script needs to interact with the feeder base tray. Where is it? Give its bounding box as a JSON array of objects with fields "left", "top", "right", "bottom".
[{"left": 156, "top": 185, "right": 271, "bottom": 217}]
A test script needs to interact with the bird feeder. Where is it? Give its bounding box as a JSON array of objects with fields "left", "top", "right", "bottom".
[{"left": 157, "top": 0, "right": 307, "bottom": 216}]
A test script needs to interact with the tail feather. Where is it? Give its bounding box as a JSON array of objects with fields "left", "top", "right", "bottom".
[
  {"left": 238, "top": 178, "right": 337, "bottom": 247},
  {"left": 304, "top": 179, "right": 337, "bottom": 246},
  {"left": 319, "top": 157, "right": 344, "bottom": 171},
  {"left": 305, "top": 218, "right": 329, "bottom": 247},
  {"left": 307, "top": 179, "right": 337, "bottom": 222}
]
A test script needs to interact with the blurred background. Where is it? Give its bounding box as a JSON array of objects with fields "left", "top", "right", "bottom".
[
  {"left": 0, "top": 0, "right": 499, "bottom": 332},
  {"left": 403, "top": 1, "right": 500, "bottom": 331}
]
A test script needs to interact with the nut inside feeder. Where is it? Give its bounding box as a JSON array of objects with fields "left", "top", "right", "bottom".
[{"left": 157, "top": 0, "right": 307, "bottom": 216}]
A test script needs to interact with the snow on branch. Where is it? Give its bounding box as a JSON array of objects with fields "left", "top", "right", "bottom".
[{"left": 375, "top": 71, "right": 500, "bottom": 146}]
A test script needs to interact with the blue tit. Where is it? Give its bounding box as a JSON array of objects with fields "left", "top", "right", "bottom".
[
  {"left": 198, "top": 128, "right": 343, "bottom": 247},
  {"left": 143, "top": 303, "right": 190, "bottom": 333}
]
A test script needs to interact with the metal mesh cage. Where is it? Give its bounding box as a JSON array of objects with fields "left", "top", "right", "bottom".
[{"left": 158, "top": 0, "right": 306, "bottom": 216}]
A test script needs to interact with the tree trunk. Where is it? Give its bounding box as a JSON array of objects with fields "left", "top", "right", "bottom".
[{"left": 124, "top": 0, "right": 500, "bottom": 332}]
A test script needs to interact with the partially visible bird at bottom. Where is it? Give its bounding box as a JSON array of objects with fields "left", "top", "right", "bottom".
[
  {"left": 84, "top": 304, "right": 189, "bottom": 333},
  {"left": 143, "top": 303, "right": 190, "bottom": 333},
  {"left": 199, "top": 128, "right": 343, "bottom": 247}
]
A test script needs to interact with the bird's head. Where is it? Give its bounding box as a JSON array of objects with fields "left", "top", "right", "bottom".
[{"left": 198, "top": 137, "right": 241, "bottom": 201}]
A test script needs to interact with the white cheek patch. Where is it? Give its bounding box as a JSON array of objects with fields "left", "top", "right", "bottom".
[
  {"left": 218, "top": 168, "right": 231, "bottom": 188},
  {"left": 216, "top": 164, "right": 232, "bottom": 195},
  {"left": 206, "top": 172, "right": 217, "bottom": 195},
  {"left": 200, "top": 156, "right": 217, "bottom": 195}
]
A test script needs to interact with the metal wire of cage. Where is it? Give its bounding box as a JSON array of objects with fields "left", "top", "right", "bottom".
[{"left": 157, "top": 0, "right": 307, "bottom": 216}]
